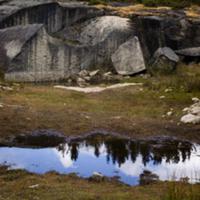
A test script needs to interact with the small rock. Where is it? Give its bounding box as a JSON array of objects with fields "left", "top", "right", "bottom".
[
  {"left": 139, "top": 170, "right": 159, "bottom": 185},
  {"left": 89, "top": 70, "right": 100, "bottom": 77},
  {"left": 159, "top": 96, "right": 165, "bottom": 99},
  {"left": 78, "top": 70, "right": 89, "bottom": 78},
  {"left": 124, "top": 75, "right": 131, "bottom": 79},
  {"left": 0, "top": 104, "right": 3, "bottom": 108},
  {"left": 183, "top": 107, "right": 189, "bottom": 112},
  {"left": 85, "top": 115, "right": 91, "bottom": 119},
  {"left": 1, "top": 86, "right": 13, "bottom": 91},
  {"left": 167, "top": 111, "right": 173, "bottom": 116},
  {"left": 190, "top": 106, "right": 200, "bottom": 115},
  {"left": 165, "top": 88, "right": 173, "bottom": 93},
  {"left": 76, "top": 77, "right": 88, "bottom": 87},
  {"left": 93, "top": 172, "right": 103, "bottom": 177},
  {"left": 103, "top": 71, "right": 112, "bottom": 77},
  {"left": 29, "top": 184, "right": 39, "bottom": 189},
  {"left": 83, "top": 76, "right": 91, "bottom": 81},
  {"left": 180, "top": 114, "right": 200, "bottom": 124},
  {"left": 67, "top": 78, "right": 72, "bottom": 84},
  {"left": 151, "top": 47, "right": 179, "bottom": 74},
  {"left": 89, "top": 172, "right": 105, "bottom": 182},
  {"left": 192, "top": 97, "right": 200, "bottom": 103}
]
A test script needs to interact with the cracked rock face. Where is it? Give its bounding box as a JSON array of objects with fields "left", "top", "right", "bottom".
[
  {"left": 0, "top": 14, "right": 135, "bottom": 82},
  {"left": 0, "top": 13, "right": 135, "bottom": 82},
  {"left": 111, "top": 37, "right": 146, "bottom": 75}
]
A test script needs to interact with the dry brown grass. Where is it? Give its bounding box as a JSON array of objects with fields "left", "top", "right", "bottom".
[{"left": 94, "top": 3, "right": 200, "bottom": 18}]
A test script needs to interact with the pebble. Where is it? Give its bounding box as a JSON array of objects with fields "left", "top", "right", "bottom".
[
  {"left": 167, "top": 111, "right": 173, "bottom": 116},
  {"left": 165, "top": 88, "right": 173, "bottom": 93},
  {"left": 159, "top": 96, "right": 165, "bottom": 99},
  {"left": 93, "top": 172, "right": 103, "bottom": 177},
  {"left": 29, "top": 184, "right": 39, "bottom": 189},
  {"left": 192, "top": 97, "right": 200, "bottom": 103}
]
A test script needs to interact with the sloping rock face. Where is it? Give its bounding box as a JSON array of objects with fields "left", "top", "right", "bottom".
[
  {"left": 1, "top": 24, "right": 91, "bottom": 82},
  {"left": 0, "top": 24, "right": 43, "bottom": 71},
  {"left": 135, "top": 13, "right": 200, "bottom": 63},
  {"left": 111, "top": 37, "right": 146, "bottom": 75},
  {"left": 1, "top": 24, "right": 62, "bottom": 81}
]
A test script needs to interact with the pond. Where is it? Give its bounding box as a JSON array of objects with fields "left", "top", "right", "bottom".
[{"left": 0, "top": 133, "right": 200, "bottom": 185}]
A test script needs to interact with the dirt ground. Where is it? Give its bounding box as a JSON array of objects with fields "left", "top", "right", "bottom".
[{"left": 0, "top": 77, "right": 200, "bottom": 143}]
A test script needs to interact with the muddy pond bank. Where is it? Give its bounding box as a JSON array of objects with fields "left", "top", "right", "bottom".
[{"left": 0, "top": 131, "right": 199, "bottom": 186}]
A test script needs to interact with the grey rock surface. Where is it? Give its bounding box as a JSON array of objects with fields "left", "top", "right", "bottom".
[
  {"left": 154, "top": 47, "right": 179, "bottom": 63},
  {"left": 78, "top": 16, "right": 131, "bottom": 46},
  {"left": 0, "top": 0, "right": 103, "bottom": 33},
  {"left": 1, "top": 16, "right": 133, "bottom": 82},
  {"left": 176, "top": 47, "right": 200, "bottom": 57},
  {"left": 150, "top": 47, "right": 179, "bottom": 74},
  {"left": 111, "top": 37, "right": 146, "bottom": 75},
  {"left": 0, "top": 1, "right": 199, "bottom": 82}
]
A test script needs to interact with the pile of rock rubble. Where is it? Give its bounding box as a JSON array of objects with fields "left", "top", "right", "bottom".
[{"left": 181, "top": 97, "right": 200, "bottom": 124}]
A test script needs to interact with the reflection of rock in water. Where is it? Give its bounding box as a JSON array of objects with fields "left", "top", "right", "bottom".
[
  {"left": 59, "top": 134, "right": 194, "bottom": 167},
  {"left": 139, "top": 170, "right": 159, "bottom": 185}
]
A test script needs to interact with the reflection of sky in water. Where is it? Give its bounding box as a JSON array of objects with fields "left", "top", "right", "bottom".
[{"left": 0, "top": 142, "right": 200, "bottom": 186}]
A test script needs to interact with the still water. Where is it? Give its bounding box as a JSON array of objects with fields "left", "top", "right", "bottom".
[{"left": 0, "top": 134, "right": 200, "bottom": 185}]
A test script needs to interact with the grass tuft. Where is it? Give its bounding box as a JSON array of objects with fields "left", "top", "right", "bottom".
[{"left": 163, "top": 181, "right": 200, "bottom": 200}]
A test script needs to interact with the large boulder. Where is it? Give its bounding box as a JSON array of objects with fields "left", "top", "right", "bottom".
[
  {"left": 60, "top": 15, "right": 133, "bottom": 67},
  {"left": 176, "top": 47, "right": 200, "bottom": 63},
  {"left": 176, "top": 47, "right": 200, "bottom": 57},
  {"left": 150, "top": 47, "right": 179, "bottom": 74},
  {"left": 111, "top": 37, "right": 146, "bottom": 75}
]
